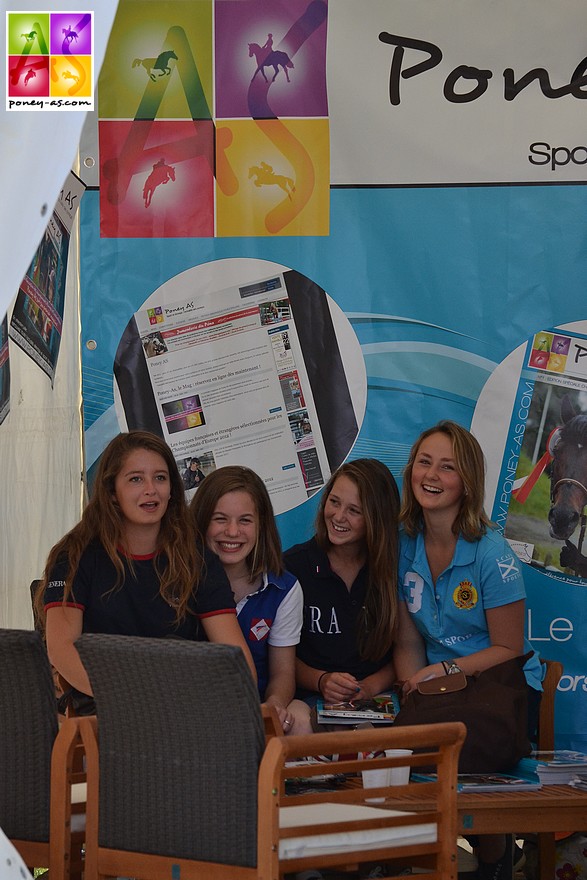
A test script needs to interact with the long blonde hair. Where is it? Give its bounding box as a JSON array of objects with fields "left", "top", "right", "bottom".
[
  {"left": 400, "top": 420, "right": 491, "bottom": 540},
  {"left": 36, "top": 431, "right": 203, "bottom": 624},
  {"left": 315, "top": 459, "right": 400, "bottom": 662}
]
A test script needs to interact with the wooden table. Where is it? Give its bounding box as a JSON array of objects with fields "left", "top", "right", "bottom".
[
  {"left": 374, "top": 784, "right": 587, "bottom": 880},
  {"left": 343, "top": 772, "right": 587, "bottom": 879},
  {"left": 457, "top": 784, "right": 587, "bottom": 880}
]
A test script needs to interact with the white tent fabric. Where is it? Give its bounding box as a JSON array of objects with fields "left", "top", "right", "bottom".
[
  {"left": 0, "top": 1, "right": 119, "bottom": 628},
  {"left": 0, "top": 220, "right": 83, "bottom": 628}
]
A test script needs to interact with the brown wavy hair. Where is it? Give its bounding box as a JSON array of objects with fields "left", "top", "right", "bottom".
[
  {"left": 400, "top": 420, "right": 491, "bottom": 540},
  {"left": 36, "top": 431, "right": 203, "bottom": 624},
  {"left": 190, "top": 465, "right": 283, "bottom": 580},
  {"left": 315, "top": 459, "right": 400, "bottom": 662}
]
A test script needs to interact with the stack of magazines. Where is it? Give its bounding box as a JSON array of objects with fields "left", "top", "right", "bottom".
[
  {"left": 316, "top": 691, "right": 400, "bottom": 725},
  {"left": 412, "top": 772, "right": 542, "bottom": 792},
  {"left": 570, "top": 772, "right": 587, "bottom": 791},
  {"left": 516, "top": 750, "right": 587, "bottom": 784}
]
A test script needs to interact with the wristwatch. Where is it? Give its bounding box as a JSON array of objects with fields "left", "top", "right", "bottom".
[{"left": 442, "top": 660, "right": 462, "bottom": 675}]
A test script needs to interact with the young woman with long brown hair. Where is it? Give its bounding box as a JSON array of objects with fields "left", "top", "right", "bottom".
[
  {"left": 38, "top": 431, "right": 255, "bottom": 696},
  {"left": 284, "top": 458, "right": 401, "bottom": 731}
]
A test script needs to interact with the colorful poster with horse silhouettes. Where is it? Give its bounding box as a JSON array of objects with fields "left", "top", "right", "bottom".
[
  {"left": 214, "top": 0, "right": 328, "bottom": 235},
  {"left": 6, "top": 11, "right": 93, "bottom": 110},
  {"left": 98, "top": 1, "right": 214, "bottom": 237},
  {"left": 97, "top": 0, "right": 328, "bottom": 237},
  {"left": 216, "top": 118, "right": 329, "bottom": 236}
]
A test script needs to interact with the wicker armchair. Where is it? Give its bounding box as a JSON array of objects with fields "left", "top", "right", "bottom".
[
  {"left": 77, "top": 633, "right": 465, "bottom": 880},
  {"left": 0, "top": 629, "right": 84, "bottom": 880}
]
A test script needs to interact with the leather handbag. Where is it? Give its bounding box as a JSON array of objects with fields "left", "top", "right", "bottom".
[
  {"left": 416, "top": 670, "right": 467, "bottom": 695},
  {"left": 394, "top": 653, "right": 533, "bottom": 773}
]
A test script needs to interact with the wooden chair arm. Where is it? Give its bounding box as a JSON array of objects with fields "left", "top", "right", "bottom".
[{"left": 261, "top": 703, "right": 282, "bottom": 741}]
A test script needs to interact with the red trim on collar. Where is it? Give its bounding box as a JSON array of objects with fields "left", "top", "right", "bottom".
[{"left": 117, "top": 546, "right": 158, "bottom": 561}]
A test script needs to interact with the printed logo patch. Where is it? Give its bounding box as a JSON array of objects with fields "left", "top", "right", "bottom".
[
  {"left": 249, "top": 618, "right": 271, "bottom": 641},
  {"left": 452, "top": 580, "right": 477, "bottom": 610},
  {"left": 497, "top": 555, "right": 519, "bottom": 581}
]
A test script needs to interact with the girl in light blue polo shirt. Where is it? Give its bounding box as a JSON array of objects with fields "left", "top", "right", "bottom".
[{"left": 394, "top": 420, "right": 542, "bottom": 880}]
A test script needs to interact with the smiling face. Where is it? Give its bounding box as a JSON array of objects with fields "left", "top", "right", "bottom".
[
  {"left": 205, "top": 490, "right": 258, "bottom": 577},
  {"left": 114, "top": 448, "right": 171, "bottom": 538},
  {"left": 411, "top": 431, "right": 465, "bottom": 521},
  {"left": 323, "top": 474, "right": 366, "bottom": 550}
]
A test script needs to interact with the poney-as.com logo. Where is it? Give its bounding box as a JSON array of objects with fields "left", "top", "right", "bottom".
[{"left": 6, "top": 11, "right": 93, "bottom": 110}]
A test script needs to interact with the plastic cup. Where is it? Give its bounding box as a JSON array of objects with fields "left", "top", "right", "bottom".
[
  {"left": 361, "top": 766, "right": 391, "bottom": 802},
  {"left": 385, "top": 748, "right": 413, "bottom": 785}
]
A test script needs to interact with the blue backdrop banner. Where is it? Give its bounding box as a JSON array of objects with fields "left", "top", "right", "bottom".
[{"left": 80, "top": 0, "right": 587, "bottom": 750}]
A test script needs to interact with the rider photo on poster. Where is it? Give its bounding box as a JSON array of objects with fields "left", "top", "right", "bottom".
[
  {"left": 500, "top": 329, "right": 587, "bottom": 584},
  {"left": 9, "top": 172, "right": 85, "bottom": 385},
  {"left": 9, "top": 214, "right": 68, "bottom": 384},
  {"left": 0, "top": 315, "right": 10, "bottom": 426}
]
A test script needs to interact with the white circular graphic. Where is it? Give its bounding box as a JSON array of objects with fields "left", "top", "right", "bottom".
[{"left": 114, "top": 258, "right": 367, "bottom": 515}]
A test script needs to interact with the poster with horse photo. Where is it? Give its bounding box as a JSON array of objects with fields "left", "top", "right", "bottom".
[{"left": 503, "top": 331, "right": 587, "bottom": 584}]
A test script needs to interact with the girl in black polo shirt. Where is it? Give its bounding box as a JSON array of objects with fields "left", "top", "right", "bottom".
[
  {"left": 37, "top": 430, "right": 255, "bottom": 698},
  {"left": 284, "top": 458, "right": 400, "bottom": 732}
]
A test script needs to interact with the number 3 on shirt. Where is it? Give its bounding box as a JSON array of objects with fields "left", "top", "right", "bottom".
[{"left": 403, "top": 571, "right": 424, "bottom": 613}]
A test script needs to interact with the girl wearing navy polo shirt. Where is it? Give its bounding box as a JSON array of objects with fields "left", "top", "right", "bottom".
[
  {"left": 190, "top": 465, "right": 306, "bottom": 734},
  {"left": 39, "top": 431, "right": 255, "bottom": 697},
  {"left": 285, "top": 459, "right": 401, "bottom": 732},
  {"left": 395, "top": 420, "right": 542, "bottom": 880}
]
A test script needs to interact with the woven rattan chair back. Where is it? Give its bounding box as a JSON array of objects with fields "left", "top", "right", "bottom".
[
  {"left": 0, "top": 629, "right": 58, "bottom": 843},
  {"left": 76, "top": 634, "right": 265, "bottom": 867}
]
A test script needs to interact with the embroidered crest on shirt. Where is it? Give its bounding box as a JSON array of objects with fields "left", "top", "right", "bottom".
[
  {"left": 453, "top": 580, "right": 477, "bottom": 609},
  {"left": 249, "top": 618, "right": 272, "bottom": 641}
]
